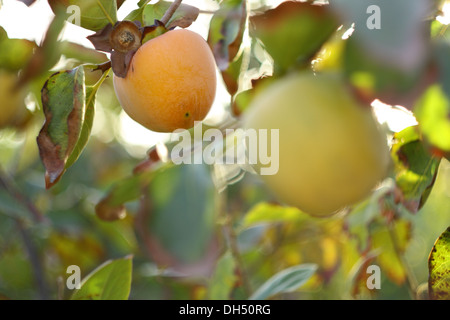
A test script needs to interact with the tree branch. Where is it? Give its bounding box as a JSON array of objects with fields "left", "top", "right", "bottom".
[
  {"left": 0, "top": 167, "right": 46, "bottom": 223},
  {"left": 160, "top": 0, "right": 183, "bottom": 26}
]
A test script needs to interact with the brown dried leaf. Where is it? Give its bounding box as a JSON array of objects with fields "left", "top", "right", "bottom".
[
  {"left": 166, "top": 6, "right": 200, "bottom": 29},
  {"left": 110, "top": 49, "right": 137, "bottom": 78},
  {"left": 86, "top": 23, "right": 114, "bottom": 52},
  {"left": 142, "top": 1, "right": 199, "bottom": 29}
]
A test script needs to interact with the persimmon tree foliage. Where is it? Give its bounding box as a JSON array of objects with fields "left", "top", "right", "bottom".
[{"left": 0, "top": 0, "right": 449, "bottom": 301}]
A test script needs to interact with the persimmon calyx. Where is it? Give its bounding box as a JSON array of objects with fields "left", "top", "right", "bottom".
[{"left": 87, "top": 20, "right": 168, "bottom": 78}]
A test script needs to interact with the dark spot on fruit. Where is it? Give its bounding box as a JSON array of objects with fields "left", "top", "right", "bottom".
[{"left": 185, "top": 112, "right": 190, "bottom": 118}]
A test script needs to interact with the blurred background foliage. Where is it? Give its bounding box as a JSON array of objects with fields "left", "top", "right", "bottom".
[{"left": 0, "top": 0, "right": 449, "bottom": 300}]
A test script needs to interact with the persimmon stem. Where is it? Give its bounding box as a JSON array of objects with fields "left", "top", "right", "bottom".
[{"left": 160, "top": 0, "right": 183, "bottom": 26}]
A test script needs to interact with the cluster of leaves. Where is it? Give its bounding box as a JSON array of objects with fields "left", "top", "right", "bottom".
[{"left": 0, "top": 0, "right": 449, "bottom": 300}]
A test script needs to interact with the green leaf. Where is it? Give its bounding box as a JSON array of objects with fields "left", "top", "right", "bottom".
[
  {"left": 346, "top": 181, "right": 394, "bottom": 250},
  {"left": 232, "top": 88, "right": 252, "bottom": 115},
  {"left": 249, "top": 264, "right": 317, "bottom": 300},
  {"left": 414, "top": 84, "right": 450, "bottom": 152},
  {"left": 428, "top": 227, "right": 450, "bottom": 300},
  {"left": 143, "top": 164, "right": 217, "bottom": 264},
  {"left": 208, "top": 252, "right": 237, "bottom": 300},
  {"left": 141, "top": 21, "right": 168, "bottom": 44},
  {"left": 207, "top": 0, "right": 246, "bottom": 72},
  {"left": 242, "top": 202, "right": 306, "bottom": 228},
  {"left": 332, "top": 0, "right": 431, "bottom": 108},
  {"left": 37, "top": 66, "right": 86, "bottom": 189},
  {"left": 60, "top": 41, "right": 108, "bottom": 65},
  {"left": 331, "top": 0, "right": 429, "bottom": 69},
  {"left": 232, "top": 76, "right": 274, "bottom": 115},
  {"left": 124, "top": 0, "right": 154, "bottom": 24},
  {"left": 343, "top": 37, "right": 424, "bottom": 102},
  {"left": 433, "top": 40, "right": 450, "bottom": 99},
  {"left": 371, "top": 219, "right": 411, "bottom": 285},
  {"left": 391, "top": 126, "right": 441, "bottom": 206},
  {"left": 95, "top": 166, "right": 161, "bottom": 221},
  {"left": 141, "top": 1, "right": 167, "bottom": 24},
  {"left": 392, "top": 125, "right": 421, "bottom": 147},
  {"left": 64, "top": 86, "right": 96, "bottom": 170},
  {"left": 65, "top": 68, "right": 110, "bottom": 170},
  {"left": 396, "top": 141, "right": 440, "bottom": 198},
  {"left": 49, "top": 0, "right": 118, "bottom": 31},
  {"left": 71, "top": 255, "right": 133, "bottom": 300},
  {"left": 250, "top": 1, "right": 337, "bottom": 74},
  {"left": 0, "top": 248, "right": 33, "bottom": 291},
  {"left": 142, "top": 1, "right": 199, "bottom": 29},
  {"left": 0, "top": 36, "right": 36, "bottom": 71},
  {"left": 206, "top": 0, "right": 246, "bottom": 96},
  {"left": 221, "top": 51, "right": 244, "bottom": 96}
]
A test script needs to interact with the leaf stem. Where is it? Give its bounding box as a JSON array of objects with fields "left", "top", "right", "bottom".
[
  {"left": 96, "top": 0, "right": 116, "bottom": 26},
  {"left": 160, "top": 0, "right": 183, "bottom": 26},
  {"left": 92, "top": 67, "right": 111, "bottom": 91}
]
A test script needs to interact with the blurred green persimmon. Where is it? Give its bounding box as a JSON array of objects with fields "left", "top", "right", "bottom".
[{"left": 243, "top": 71, "right": 390, "bottom": 216}]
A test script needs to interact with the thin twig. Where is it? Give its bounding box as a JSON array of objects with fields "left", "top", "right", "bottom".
[
  {"left": 226, "top": 222, "right": 252, "bottom": 296},
  {"left": 199, "top": 10, "right": 217, "bottom": 14},
  {"left": 217, "top": 190, "right": 252, "bottom": 297},
  {"left": 160, "top": 0, "right": 183, "bottom": 26},
  {"left": 0, "top": 167, "right": 45, "bottom": 223}
]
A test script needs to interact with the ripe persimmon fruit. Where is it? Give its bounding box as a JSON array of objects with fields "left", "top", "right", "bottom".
[{"left": 113, "top": 29, "right": 217, "bottom": 133}]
